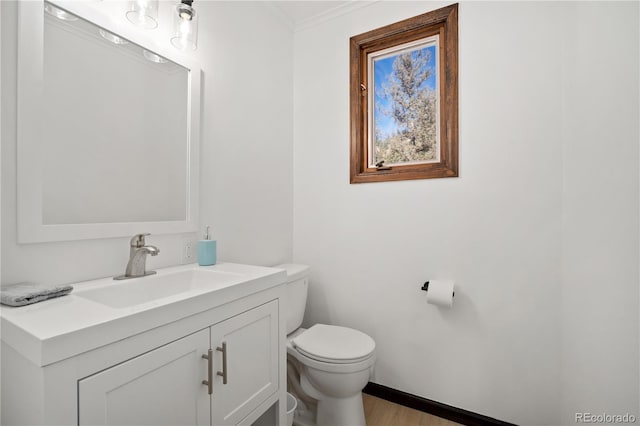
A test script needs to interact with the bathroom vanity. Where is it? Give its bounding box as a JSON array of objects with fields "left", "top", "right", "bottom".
[{"left": 0, "top": 263, "right": 288, "bottom": 426}]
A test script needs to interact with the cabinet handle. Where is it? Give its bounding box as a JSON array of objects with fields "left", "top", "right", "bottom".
[
  {"left": 216, "top": 342, "right": 228, "bottom": 385},
  {"left": 202, "top": 349, "right": 213, "bottom": 395}
]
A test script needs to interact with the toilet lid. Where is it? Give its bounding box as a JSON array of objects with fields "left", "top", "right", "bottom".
[{"left": 291, "top": 324, "right": 375, "bottom": 364}]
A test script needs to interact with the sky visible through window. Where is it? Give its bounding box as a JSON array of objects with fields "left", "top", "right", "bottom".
[{"left": 373, "top": 44, "right": 437, "bottom": 139}]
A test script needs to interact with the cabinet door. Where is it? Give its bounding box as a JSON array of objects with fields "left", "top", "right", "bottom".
[
  {"left": 79, "top": 329, "right": 210, "bottom": 426},
  {"left": 210, "top": 300, "right": 279, "bottom": 426}
]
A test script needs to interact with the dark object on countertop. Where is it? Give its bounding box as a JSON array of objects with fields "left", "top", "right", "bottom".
[{"left": 0, "top": 282, "right": 74, "bottom": 307}]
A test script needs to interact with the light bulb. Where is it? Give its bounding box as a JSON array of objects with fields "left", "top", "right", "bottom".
[{"left": 179, "top": 9, "right": 193, "bottom": 21}]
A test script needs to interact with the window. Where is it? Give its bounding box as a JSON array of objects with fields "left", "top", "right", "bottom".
[{"left": 350, "top": 4, "right": 458, "bottom": 183}]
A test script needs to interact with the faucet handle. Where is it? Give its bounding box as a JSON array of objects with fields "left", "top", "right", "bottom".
[{"left": 130, "top": 233, "right": 151, "bottom": 248}]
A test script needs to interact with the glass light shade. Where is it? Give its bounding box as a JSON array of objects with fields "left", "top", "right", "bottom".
[
  {"left": 170, "top": 3, "right": 198, "bottom": 51},
  {"left": 99, "top": 29, "right": 129, "bottom": 45},
  {"left": 44, "top": 3, "right": 79, "bottom": 21},
  {"left": 126, "top": 0, "right": 159, "bottom": 30},
  {"left": 143, "top": 50, "right": 168, "bottom": 63}
]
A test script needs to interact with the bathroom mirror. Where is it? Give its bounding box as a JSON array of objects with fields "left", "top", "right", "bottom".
[{"left": 17, "top": 1, "right": 201, "bottom": 243}]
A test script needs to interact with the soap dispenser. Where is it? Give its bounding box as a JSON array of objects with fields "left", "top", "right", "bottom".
[{"left": 198, "top": 226, "right": 217, "bottom": 266}]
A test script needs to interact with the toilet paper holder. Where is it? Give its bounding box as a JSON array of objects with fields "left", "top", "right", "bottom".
[{"left": 421, "top": 281, "right": 455, "bottom": 297}]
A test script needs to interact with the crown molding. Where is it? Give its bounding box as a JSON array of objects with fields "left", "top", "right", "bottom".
[
  {"left": 266, "top": 1, "right": 381, "bottom": 33},
  {"left": 264, "top": 2, "right": 296, "bottom": 32},
  {"left": 294, "top": 1, "right": 380, "bottom": 32}
]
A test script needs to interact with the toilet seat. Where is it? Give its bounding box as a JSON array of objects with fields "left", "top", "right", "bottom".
[{"left": 291, "top": 324, "right": 375, "bottom": 364}]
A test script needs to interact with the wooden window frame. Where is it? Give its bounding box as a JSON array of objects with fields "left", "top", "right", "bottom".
[{"left": 349, "top": 4, "right": 459, "bottom": 184}]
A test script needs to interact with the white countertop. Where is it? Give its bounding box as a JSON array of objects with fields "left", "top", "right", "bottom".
[{"left": 0, "top": 263, "right": 286, "bottom": 367}]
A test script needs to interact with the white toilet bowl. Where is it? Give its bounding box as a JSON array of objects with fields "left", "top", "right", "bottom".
[
  {"left": 286, "top": 326, "right": 375, "bottom": 426},
  {"left": 277, "top": 264, "right": 376, "bottom": 426}
]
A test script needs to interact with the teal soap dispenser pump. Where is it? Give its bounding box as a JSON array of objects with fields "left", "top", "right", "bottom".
[{"left": 198, "top": 226, "right": 217, "bottom": 266}]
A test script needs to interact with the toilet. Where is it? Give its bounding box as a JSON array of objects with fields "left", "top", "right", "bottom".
[{"left": 277, "top": 264, "right": 376, "bottom": 426}]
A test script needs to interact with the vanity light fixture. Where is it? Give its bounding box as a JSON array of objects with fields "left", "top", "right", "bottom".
[
  {"left": 126, "top": 0, "right": 159, "bottom": 30},
  {"left": 143, "top": 50, "right": 169, "bottom": 63},
  {"left": 44, "top": 3, "right": 78, "bottom": 21},
  {"left": 171, "top": 0, "right": 198, "bottom": 51},
  {"left": 99, "top": 29, "right": 129, "bottom": 45}
]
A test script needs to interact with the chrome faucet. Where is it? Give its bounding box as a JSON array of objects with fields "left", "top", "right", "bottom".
[{"left": 114, "top": 233, "right": 160, "bottom": 280}]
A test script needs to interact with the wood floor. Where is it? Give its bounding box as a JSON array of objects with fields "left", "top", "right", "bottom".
[{"left": 363, "top": 394, "right": 461, "bottom": 426}]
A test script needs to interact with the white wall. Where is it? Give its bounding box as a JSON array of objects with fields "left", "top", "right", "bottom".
[
  {"left": 1, "top": 0, "right": 293, "bottom": 286},
  {"left": 197, "top": 2, "right": 293, "bottom": 267},
  {"left": 560, "top": 2, "right": 639, "bottom": 422},
  {"left": 293, "top": 2, "right": 638, "bottom": 425}
]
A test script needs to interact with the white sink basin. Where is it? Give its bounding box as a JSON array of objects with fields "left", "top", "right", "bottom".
[
  {"left": 76, "top": 269, "right": 243, "bottom": 308},
  {"left": 1, "top": 263, "right": 286, "bottom": 367}
]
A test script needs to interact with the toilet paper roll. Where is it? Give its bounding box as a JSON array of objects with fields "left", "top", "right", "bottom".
[{"left": 426, "top": 280, "right": 454, "bottom": 308}]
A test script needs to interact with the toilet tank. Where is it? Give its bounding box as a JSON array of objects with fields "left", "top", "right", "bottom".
[{"left": 275, "top": 264, "right": 310, "bottom": 334}]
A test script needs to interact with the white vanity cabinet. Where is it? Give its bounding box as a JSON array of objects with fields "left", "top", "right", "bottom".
[
  {"left": 210, "top": 301, "right": 279, "bottom": 425},
  {"left": 79, "top": 329, "right": 211, "bottom": 426},
  {"left": 78, "top": 301, "right": 279, "bottom": 426},
  {"left": 0, "top": 264, "right": 288, "bottom": 426}
]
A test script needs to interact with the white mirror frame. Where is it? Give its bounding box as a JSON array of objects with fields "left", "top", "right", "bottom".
[{"left": 17, "top": 0, "right": 201, "bottom": 243}]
